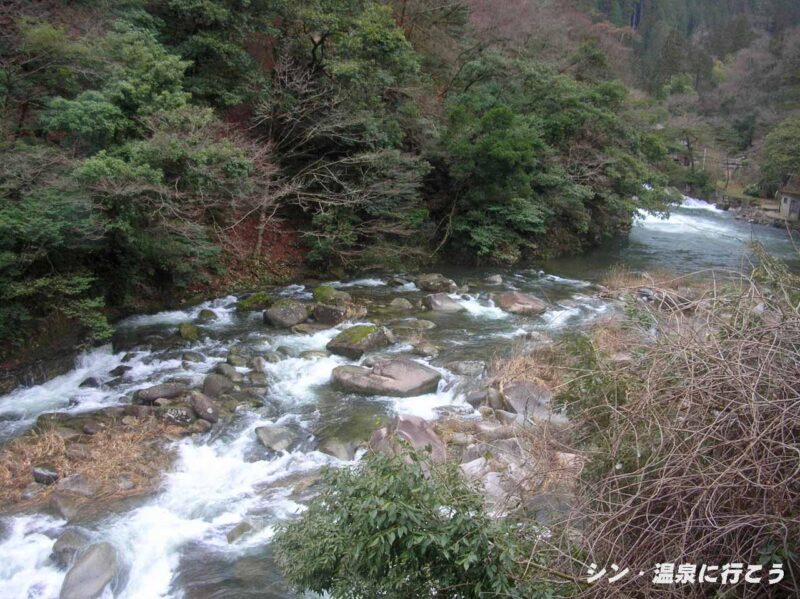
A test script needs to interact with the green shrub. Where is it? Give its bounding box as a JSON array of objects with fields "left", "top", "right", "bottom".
[{"left": 273, "top": 449, "right": 528, "bottom": 598}]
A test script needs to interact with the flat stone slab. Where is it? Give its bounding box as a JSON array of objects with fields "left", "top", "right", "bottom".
[{"left": 332, "top": 359, "right": 441, "bottom": 397}]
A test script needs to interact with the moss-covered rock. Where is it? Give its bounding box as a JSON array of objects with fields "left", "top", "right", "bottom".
[
  {"left": 236, "top": 292, "right": 273, "bottom": 312},
  {"left": 312, "top": 285, "right": 352, "bottom": 304},
  {"left": 197, "top": 309, "right": 218, "bottom": 322},
  {"left": 326, "top": 325, "right": 394, "bottom": 358},
  {"left": 178, "top": 323, "right": 200, "bottom": 341}
]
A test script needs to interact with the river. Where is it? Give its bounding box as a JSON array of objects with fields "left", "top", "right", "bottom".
[{"left": 0, "top": 198, "right": 796, "bottom": 598}]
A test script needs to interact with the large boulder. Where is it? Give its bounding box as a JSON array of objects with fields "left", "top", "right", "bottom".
[
  {"left": 331, "top": 359, "right": 441, "bottom": 397},
  {"left": 59, "top": 542, "right": 118, "bottom": 599},
  {"left": 255, "top": 424, "right": 298, "bottom": 452},
  {"left": 494, "top": 291, "right": 547, "bottom": 315},
  {"left": 416, "top": 273, "right": 458, "bottom": 293},
  {"left": 312, "top": 285, "right": 352, "bottom": 305},
  {"left": 326, "top": 325, "right": 393, "bottom": 359},
  {"left": 422, "top": 293, "right": 465, "bottom": 313},
  {"left": 369, "top": 414, "right": 446, "bottom": 463},
  {"left": 313, "top": 302, "right": 367, "bottom": 326},
  {"left": 263, "top": 300, "right": 312, "bottom": 328},
  {"left": 133, "top": 383, "right": 187, "bottom": 405}
]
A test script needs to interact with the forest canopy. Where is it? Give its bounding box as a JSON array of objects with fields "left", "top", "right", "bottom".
[{"left": 1, "top": 0, "right": 798, "bottom": 354}]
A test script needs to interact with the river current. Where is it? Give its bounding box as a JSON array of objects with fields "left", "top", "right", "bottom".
[{"left": 0, "top": 198, "right": 796, "bottom": 598}]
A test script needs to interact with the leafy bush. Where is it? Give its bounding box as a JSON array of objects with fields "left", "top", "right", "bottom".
[{"left": 273, "top": 449, "right": 527, "bottom": 598}]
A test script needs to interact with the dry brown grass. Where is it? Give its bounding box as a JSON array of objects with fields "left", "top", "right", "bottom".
[
  {"left": 525, "top": 262, "right": 800, "bottom": 598},
  {"left": 0, "top": 417, "right": 175, "bottom": 510}
]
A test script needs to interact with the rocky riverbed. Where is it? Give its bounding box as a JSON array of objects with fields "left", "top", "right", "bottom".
[{"left": 1, "top": 197, "right": 797, "bottom": 598}]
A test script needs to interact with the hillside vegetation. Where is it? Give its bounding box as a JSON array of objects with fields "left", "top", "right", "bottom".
[{"left": 1, "top": 0, "right": 798, "bottom": 356}]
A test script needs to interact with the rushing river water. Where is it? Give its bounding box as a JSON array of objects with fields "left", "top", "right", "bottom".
[{"left": 0, "top": 198, "right": 796, "bottom": 598}]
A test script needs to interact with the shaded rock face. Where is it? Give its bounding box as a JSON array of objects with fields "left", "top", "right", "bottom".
[
  {"left": 202, "top": 374, "right": 234, "bottom": 398},
  {"left": 369, "top": 414, "right": 446, "bottom": 463},
  {"left": 255, "top": 424, "right": 298, "bottom": 452},
  {"left": 495, "top": 291, "right": 546, "bottom": 315},
  {"left": 422, "top": 293, "right": 465, "bottom": 313},
  {"left": 331, "top": 359, "right": 441, "bottom": 397},
  {"left": 133, "top": 383, "right": 187, "bottom": 405},
  {"left": 52, "top": 528, "right": 91, "bottom": 568},
  {"left": 263, "top": 301, "right": 312, "bottom": 328},
  {"left": 59, "top": 542, "right": 118, "bottom": 599},
  {"left": 318, "top": 438, "right": 359, "bottom": 461},
  {"left": 32, "top": 464, "right": 59, "bottom": 485},
  {"left": 326, "top": 325, "right": 394, "bottom": 359},
  {"left": 416, "top": 273, "right": 458, "bottom": 293}
]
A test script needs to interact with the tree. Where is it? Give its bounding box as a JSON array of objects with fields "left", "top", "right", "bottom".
[
  {"left": 762, "top": 116, "right": 800, "bottom": 192},
  {"left": 273, "top": 450, "right": 530, "bottom": 598}
]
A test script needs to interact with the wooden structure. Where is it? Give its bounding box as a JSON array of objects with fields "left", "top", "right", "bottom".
[{"left": 778, "top": 177, "right": 800, "bottom": 221}]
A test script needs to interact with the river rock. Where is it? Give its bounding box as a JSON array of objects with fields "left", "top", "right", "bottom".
[
  {"left": 182, "top": 351, "right": 204, "bottom": 363},
  {"left": 51, "top": 528, "right": 91, "bottom": 568},
  {"left": 388, "top": 297, "right": 414, "bottom": 311},
  {"left": 197, "top": 309, "right": 218, "bottom": 322},
  {"left": 300, "top": 350, "right": 329, "bottom": 359},
  {"left": 446, "top": 360, "right": 486, "bottom": 377},
  {"left": 485, "top": 274, "right": 503, "bottom": 285},
  {"left": 312, "top": 285, "right": 352, "bottom": 304},
  {"left": 59, "top": 542, "right": 118, "bottom": 599},
  {"left": 215, "top": 363, "right": 242, "bottom": 382},
  {"left": 226, "top": 353, "right": 248, "bottom": 367},
  {"left": 422, "top": 293, "right": 465, "bottom": 313},
  {"left": 32, "top": 464, "right": 59, "bottom": 485},
  {"left": 290, "top": 323, "right": 330, "bottom": 335},
  {"left": 108, "top": 365, "right": 131, "bottom": 377},
  {"left": 52, "top": 475, "right": 102, "bottom": 520},
  {"left": 495, "top": 291, "right": 547, "bottom": 315},
  {"left": 369, "top": 414, "right": 446, "bottom": 463},
  {"left": 190, "top": 391, "right": 219, "bottom": 423},
  {"left": 331, "top": 359, "right": 441, "bottom": 397},
  {"left": 326, "top": 325, "right": 394, "bottom": 358},
  {"left": 79, "top": 377, "right": 100, "bottom": 389},
  {"left": 416, "top": 273, "right": 458, "bottom": 293},
  {"left": 413, "top": 341, "right": 439, "bottom": 358},
  {"left": 255, "top": 424, "right": 298, "bottom": 452},
  {"left": 227, "top": 521, "right": 254, "bottom": 544},
  {"left": 178, "top": 322, "right": 200, "bottom": 341},
  {"left": 202, "top": 374, "right": 234, "bottom": 398},
  {"left": 249, "top": 357, "right": 268, "bottom": 373},
  {"left": 236, "top": 292, "right": 273, "bottom": 312},
  {"left": 133, "top": 383, "right": 187, "bottom": 405},
  {"left": 501, "top": 380, "right": 553, "bottom": 419},
  {"left": 263, "top": 300, "right": 312, "bottom": 328},
  {"left": 313, "top": 302, "right": 366, "bottom": 326},
  {"left": 318, "top": 438, "right": 360, "bottom": 461}
]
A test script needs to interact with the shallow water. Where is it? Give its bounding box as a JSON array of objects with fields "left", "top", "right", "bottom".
[{"left": 0, "top": 198, "right": 796, "bottom": 598}]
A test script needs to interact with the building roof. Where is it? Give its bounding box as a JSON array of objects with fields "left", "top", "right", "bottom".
[{"left": 780, "top": 175, "right": 800, "bottom": 196}]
